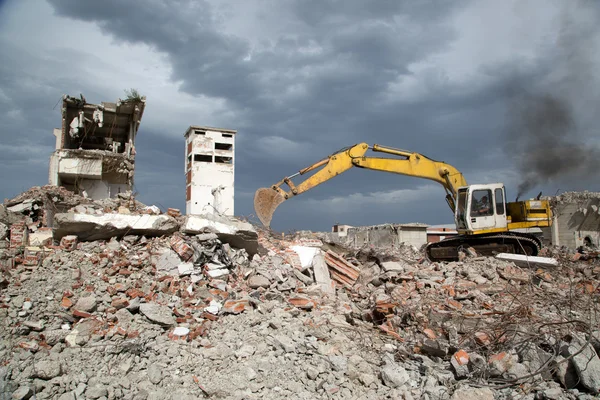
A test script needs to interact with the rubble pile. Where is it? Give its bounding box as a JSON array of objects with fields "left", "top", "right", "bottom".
[{"left": 0, "top": 187, "right": 599, "bottom": 399}]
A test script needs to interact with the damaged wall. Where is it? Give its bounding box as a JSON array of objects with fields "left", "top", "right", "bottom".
[
  {"left": 184, "top": 126, "right": 236, "bottom": 216},
  {"left": 326, "top": 223, "right": 428, "bottom": 249},
  {"left": 48, "top": 94, "right": 145, "bottom": 200},
  {"left": 543, "top": 191, "right": 600, "bottom": 249}
]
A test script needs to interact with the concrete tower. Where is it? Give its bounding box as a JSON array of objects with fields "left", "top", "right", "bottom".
[{"left": 184, "top": 126, "right": 236, "bottom": 216}]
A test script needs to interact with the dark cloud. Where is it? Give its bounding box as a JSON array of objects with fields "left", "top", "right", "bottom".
[{"left": 1, "top": 0, "right": 599, "bottom": 233}]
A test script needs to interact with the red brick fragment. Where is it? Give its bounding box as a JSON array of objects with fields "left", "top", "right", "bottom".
[
  {"left": 222, "top": 299, "right": 249, "bottom": 314},
  {"left": 119, "top": 269, "right": 132, "bottom": 276},
  {"left": 170, "top": 235, "right": 194, "bottom": 261},
  {"left": 446, "top": 299, "right": 463, "bottom": 310},
  {"left": 23, "top": 255, "right": 40, "bottom": 267},
  {"left": 288, "top": 297, "right": 315, "bottom": 310},
  {"left": 201, "top": 312, "right": 219, "bottom": 321},
  {"left": 60, "top": 297, "right": 73, "bottom": 309},
  {"left": 111, "top": 298, "right": 129, "bottom": 309},
  {"left": 72, "top": 309, "right": 92, "bottom": 319},
  {"left": 423, "top": 328, "right": 437, "bottom": 340},
  {"left": 453, "top": 349, "right": 470, "bottom": 365},
  {"left": 126, "top": 288, "right": 145, "bottom": 299},
  {"left": 60, "top": 235, "right": 78, "bottom": 251}
]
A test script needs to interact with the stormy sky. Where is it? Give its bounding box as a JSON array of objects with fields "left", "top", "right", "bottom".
[{"left": 1, "top": 0, "right": 599, "bottom": 233}]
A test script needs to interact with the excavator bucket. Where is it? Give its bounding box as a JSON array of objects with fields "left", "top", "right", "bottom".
[{"left": 254, "top": 188, "right": 286, "bottom": 227}]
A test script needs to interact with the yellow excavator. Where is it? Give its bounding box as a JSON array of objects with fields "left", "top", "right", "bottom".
[{"left": 254, "top": 143, "right": 553, "bottom": 262}]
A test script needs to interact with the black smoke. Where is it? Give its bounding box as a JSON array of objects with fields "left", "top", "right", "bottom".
[
  {"left": 506, "top": 2, "right": 600, "bottom": 199},
  {"left": 507, "top": 93, "right": 600, "bottom": 199}
]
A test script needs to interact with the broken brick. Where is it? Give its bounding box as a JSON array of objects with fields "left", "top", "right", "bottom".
[
  {"left": 72, "top": 309, "right": 93, "bottom": 319},
  {"left": 288, "top": 297, "right": 316, "bottom": 310},
  {"left": 446, "top": 299, "right": 463, "bottom": 310},
  {"left": 60, "top": 235, "right": 78, "bottom": 251},
  {"left": 222, "top": 299, "right": 249, "bottom": 314},
  {"left": 111, "top": 298, "right": 129, "bottom": 309},
  {"left": 454, "top": 349, "right": 469, "bottom": 365},
  {"left": 170, "top": 234, "right": 194, "bottom": 261},
  {"left": 60, "top": 297, "right": 73, "bottom": 309}
]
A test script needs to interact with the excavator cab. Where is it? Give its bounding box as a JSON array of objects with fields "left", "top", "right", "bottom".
[{"left": 455, "top": 184, "right": 508, "bottom": 234}]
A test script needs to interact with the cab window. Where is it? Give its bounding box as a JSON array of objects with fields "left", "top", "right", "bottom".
[
  {"left": 495, "top": 188, "right": 505, "bottom": 215},
  {"left": 456, "top": 189, "right": 468, "bottom": 228},
  {"left": 471, "top": 189, "right": 493, "bottom": 217}
]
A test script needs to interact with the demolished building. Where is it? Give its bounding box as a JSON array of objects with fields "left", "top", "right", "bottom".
[
  {"left": 543, "top": 191, "right": 600, "bottom": 249},
  {"left": 184, "top": 125, "right": 236, "bottom": 216},
  {"left": 48, "top": 94, "right": 146, "bottom": 200}
]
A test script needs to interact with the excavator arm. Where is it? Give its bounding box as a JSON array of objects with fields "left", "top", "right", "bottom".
[{"left": 254, "top": 142, "right": 467, "bottom": 227}]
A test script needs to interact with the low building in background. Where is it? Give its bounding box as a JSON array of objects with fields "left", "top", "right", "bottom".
[
  {"left": 48, "top": 94, "right": 146, "bottom": 199},
  {"left": 327, "top": 222, "right": 428, "bottom": 249},
  {"left": 426, "top": 224, "right": 458, "bottom": 243},
  {"left": 184, "top": 126, "right": 236, "bottom": 216}
]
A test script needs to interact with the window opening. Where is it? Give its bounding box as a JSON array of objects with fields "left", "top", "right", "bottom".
[
  {"left": 194, "top": 154, "right": 212, "bottom": 162},
  {"left": 471, "top": 189, "right": 493, "bottom": 217},
  {"left": 222, "top": 133, "right": 233, "bottom": 138},
  {"left": 215, "top": 156, "right": 232, "bottom": 164},
  {"left": 495, "top": 188, "right": 505, "bottom": 215},
  {"left": 215, "top": 142, "right": 233, "bottom": 151}
]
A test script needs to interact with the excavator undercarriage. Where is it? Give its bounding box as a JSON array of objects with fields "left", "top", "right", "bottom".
[{"left": 423, "top": 232, "right": 541, "bottom": 262}]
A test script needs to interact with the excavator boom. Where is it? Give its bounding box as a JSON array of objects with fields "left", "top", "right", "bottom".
[{"left": 254, "top": 142, "right": 467, "bottom": 227}]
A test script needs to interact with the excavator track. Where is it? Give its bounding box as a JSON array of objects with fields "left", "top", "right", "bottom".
[{"left": 424, "top": 232, "right": 541, "bottom": 262}]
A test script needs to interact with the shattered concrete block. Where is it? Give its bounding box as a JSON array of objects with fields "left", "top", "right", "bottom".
[
  {"left": 182, "top": 214, "right": 258, "bottom": 255},
  {"left": 28, "top": 227, "right": 53, "bottom": 246},
  {"left": 312, "top": 251, "right": 335, "bottom": 295},
  {"left": 0, "top": 221, "right": 8, "bottom": 240},
  {"left": 381, "top": 261, "right": 405, "bottom": 273},
  {"left": 380, "top": 361, "right": 409, "bottom": 388},
  {"left": 247, "top": 275, "right": 270, "bottom": 289},
  {"left": 495, "top": 253, "right": 558, "bottom": 268},
  {"left": 421, "top": 339, "right": 449, "bottom": 358},
  {"left": 206, "top": 268, "right": 229, "bottom": 278},
  {"left": 139, "top": 303, "right": 176, "bottom": 327},
  {"left": 155, "top": 248, "right": 181, "bottom": 276},
  {"left": 566, "top": 336, "right": 600, "bottom": 393},
  {"left": 53, "top": 213, "right": 179, "bottom": 242},
  {"left": 177, "top": 262, "right": 194, "bottom": 276}
]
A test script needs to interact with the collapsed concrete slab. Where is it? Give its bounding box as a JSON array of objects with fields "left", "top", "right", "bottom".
[
  {"left": 495, "top": 253, "right": 558, "bottom": 268},
  {"left": 53, "top": 213, "right": 179, "bottom": 241},
  {"left": 182, "top": 214, "right": 258, "bottom": 255}
]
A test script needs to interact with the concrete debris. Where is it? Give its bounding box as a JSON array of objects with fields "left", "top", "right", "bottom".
[
  {"left": 183, "top": 214, "right": 258, "bottom": 255},
  {"left": 1, "top": 185, "right": 599, "bottom": 399},
  {"left": 495, "top": 252, "right": 559, "bottom": 268},
  {"left": 53, "top": 213, "right": 179, "bottom": 241}
]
